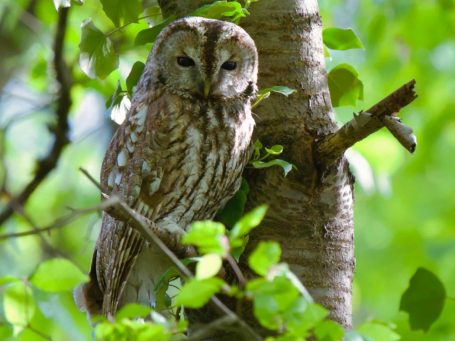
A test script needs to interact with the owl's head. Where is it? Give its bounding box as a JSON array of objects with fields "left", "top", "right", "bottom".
[{"left": 148, "top": 17, "right": 258, "bottom": 101}]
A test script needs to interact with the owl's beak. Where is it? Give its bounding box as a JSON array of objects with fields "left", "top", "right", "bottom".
[{"left": 203, "top": 80, "right": 211, "bottom": 98}]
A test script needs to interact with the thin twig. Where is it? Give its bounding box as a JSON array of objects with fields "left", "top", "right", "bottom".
[
  {"left": 0, "top": 7, "right": 72, "bottom": 225},
  {"left": 0, "top": 199, "right": 116, "bottom": 241},
  {"left": 78, "top": 169, "right": 262, "bottom": 341}
]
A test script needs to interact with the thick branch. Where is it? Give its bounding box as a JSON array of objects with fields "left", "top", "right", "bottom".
[
  {"left": 317, "top": 79, "right": 417, "bottom": 162},
  {"left": 0, "top": 7, "right": 72, "bottom": 225}
]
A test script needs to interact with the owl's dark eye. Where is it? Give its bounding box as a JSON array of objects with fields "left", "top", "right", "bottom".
[
  {"left": 221, "top": 60, "right": 237, "bottom": 71},
  {"left": 177, "top": 56, "right": 195, "bottom": 67}
]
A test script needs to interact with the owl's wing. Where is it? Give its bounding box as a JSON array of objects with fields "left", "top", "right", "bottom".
[{"left": 76, "top": 95, "right": 169, "bottom": 318}]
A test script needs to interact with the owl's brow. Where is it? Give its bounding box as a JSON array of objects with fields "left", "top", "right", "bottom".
[
  {"left": 202, "top": 21, "right": 227, "bottom": 75},
  {"left": 154, "top": 24, "right": 199, "bottom": 56}
]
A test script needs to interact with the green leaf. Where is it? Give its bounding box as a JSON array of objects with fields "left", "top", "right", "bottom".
[
  {"left": 254, "top": 86, "right": 296, "bottom": 108},
  {"left": 175, "top": 278, "right": 224, "bottom": 308},
  {"left": 215, "top": 178, "right": 249, "bottom": 228},
  {"left": 314, "top": 320, "right": 345, "bottom": 341},
  {"left": 247, "top": 276, "right": 301, "bottom": 330},
  {"left": 100, "top": 0, "right": 141, "bottom": 27},
  {"left": 153, "top": 258, "right": 197, "bottom": 311},
  {"left": 357, "top": 322, "right": 400, "bottom": 341},
  {"left": 327, "top": 63, "right": 364, "bottom": 107},
  {"left": 0, "top": 325, "right": 13, "bottom": 339},
  {"left": 230, "top": 205, "right": 268, "bottom": 240},
  {"left": 268, "top": 86, "right": 297, "bottom": 97},
  {"left": 196, "top": 254, "right": 223, "bottom": 279},
  {"left": 344, "top": 331, "right": 368, "bottom": 341},
  {"left": 182, "top": 221, "right": 227, "bottom": 255},
  {"left": 248, "top": 241, "right": 281, "bottom": 276},
  {"left": 323, "top": 27, "right": 364, "bottom": 50},
  {"left": 79, "top": 19, "right": 119, "bottom": 79},
  {"left": 116, "top": 303, "right": 152, "bottom": 320},
  {"left": 265, "top": 145, "right": 284, "bottom": 155},
  {"left": 253, "top": 139, "right": 263, "bottom": 160},
  {"left": 3, "top": 282, "right": 35, "bottom": 335},
  {"left": 0, "top": 275, "right": 20, "bottom": 286},
  {"left": 135, "top": 18, "right": 175, "bottom": 46},
  {"left": 126, "top": 61, "right": 145, "bottom": 96},
  {"left": 250, "top": 159, "right": 295, "bottom": 176},
  {"left": 290, "top": 302, "right": 329, "bottom": 336},
  {"left": 106, "top": 81, "right": 125, "bottom": 108},
  {"left": 95, "top": 319, "right": 171, "bottom": 340},
  {"left": 192, "top": 1, "right": 245, "bottom": 20},
  {"left": 400, "top": 267, "right": 446, "bottom": 332},
  {"left": 30, "top": 258, "right": 89, "bottom": 292}
]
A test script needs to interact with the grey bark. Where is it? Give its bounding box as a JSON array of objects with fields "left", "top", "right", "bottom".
[
  {"left": 242, "top": 0, "right": 354, "bottom": 328},
  {"left": 159, "top": 0, "right": 354, "bottom": 329}
]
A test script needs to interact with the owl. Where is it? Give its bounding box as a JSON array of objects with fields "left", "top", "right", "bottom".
[{"left": 75, "top": 17, "right": 258, "bottom": 318}]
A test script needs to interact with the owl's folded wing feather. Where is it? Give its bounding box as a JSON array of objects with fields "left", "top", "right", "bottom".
[{"left": 76, "top": 98, "right": 168, "bottom": 318}]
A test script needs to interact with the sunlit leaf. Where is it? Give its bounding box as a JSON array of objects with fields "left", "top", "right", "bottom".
[
  {"left": 289, "top": 302, "right": 328, "bottom": 336},
  {"left": 192, "top": 1, "right": 245, "bottom": 20},
  {"left": 314, "top": 320, "right": 345, "bottom": 340},
  {"left": 116, "top": 303, "right": 152, "bottom": 320},
  {"left": 0, "top": 275, "right": 20, "bottom": 286},
  {"left": 135, "top": 17, "right": 175, "bottom": 45},
  {"left": 265, "top": 145, "right": 284, "bottom": 155},
  {"left": 247, "top": 276, "right": 300, "bottom": 330},
  {"left": 323, "top": 27, "right": 364, "bottom": 50},
  {"left": 176, "top": 278, "right": 224, "bottom": 308},
  {"left": 357, "top": 321, "right": 400, "bottom": 341},
  {"left": 248, "top": 241, "right": 281, "bottom": 276},
  {"left": 126, "top": 61, "right": 145, "bottom": 96},
  {"left": 79, "top": 19, "right": 119, "bottom": 79},
  {"left": 250, "top": 159, "right": 295, "bottom": 176},
  {"left": 100, "top": 0, "right": 141, "bottom": 27},
  {"left": 327, "top": 63, "right": 363, "bottom": 107},
  {"left": 400, "top": 267, "right": 446, "bottom": 332},
  {"left": 268, "top": 86, "right": 297, "bottom": 97},
  {"left": 3, "top": 282, "right": 35, "bottom": 335},
  {"left": 182, "top": 221, "right": 227, "bottom": 255},
  {"left": 230, "top": 205, "right": 267, "bottom": 240},
  {"left": 196, "top": 254, "right": 223, "bottom": 279},
  {"left": 0, "top": 325, "right": 13, "bottom": 339},
  {"left": 30, "top": 258, "right": 89, "bottom": 292}
]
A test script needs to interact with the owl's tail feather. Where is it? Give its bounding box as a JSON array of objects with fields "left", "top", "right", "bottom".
[{"left": 74, "top": 249, "right": 103, "bottom": 320}]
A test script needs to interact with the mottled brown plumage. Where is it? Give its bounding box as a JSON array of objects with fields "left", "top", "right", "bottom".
[{"left": 75, "top": 17, "right": 258, "bottom": 318}]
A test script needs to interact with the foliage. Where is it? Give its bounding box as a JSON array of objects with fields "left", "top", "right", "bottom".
[
  {"left": 0, "top": 0, "right": 454, "bottom": 340},
  {"left": 400, "top": 267, "right": 446, "bottom": 332}
]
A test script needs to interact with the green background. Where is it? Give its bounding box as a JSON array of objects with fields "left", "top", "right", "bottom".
[{"left": 0, "top": 0, "right": 454, "bottom": 339}]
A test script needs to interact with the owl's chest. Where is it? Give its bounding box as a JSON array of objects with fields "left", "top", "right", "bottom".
[{"left": 156, "top": 105, "right": 253, "bottom": 225}]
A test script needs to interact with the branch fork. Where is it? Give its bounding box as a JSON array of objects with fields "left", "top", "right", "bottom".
[{"left": 317, "top": 80, "right": 418, "bottom": 164}]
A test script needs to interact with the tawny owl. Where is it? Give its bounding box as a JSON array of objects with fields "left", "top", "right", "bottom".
[{"left": 75, "top": 17, "right": 258, "bottom": 318}]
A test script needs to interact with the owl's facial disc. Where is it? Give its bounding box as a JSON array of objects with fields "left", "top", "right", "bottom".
[{"left": 152, "top": 17, "right": 258, "bottom": 101}]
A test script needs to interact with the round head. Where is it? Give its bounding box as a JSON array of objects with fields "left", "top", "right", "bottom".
[{"left": 148, "top": 17, "right": 258, "bottom": 101}]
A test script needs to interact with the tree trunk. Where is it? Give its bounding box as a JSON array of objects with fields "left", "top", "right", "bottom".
[
  {"left": 242, "top": 0, "right": 354, "bottom": 328},
  {"left": 159, "top": 0, "right": 354, "bottom": 329}
]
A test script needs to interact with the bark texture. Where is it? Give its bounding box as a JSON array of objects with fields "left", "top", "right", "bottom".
[
  {"left": 159, "top": 0, "right": 354, "bottom": 329},
  {"left": 241, "top": 0, "right": 354, "bottom": 327}
]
